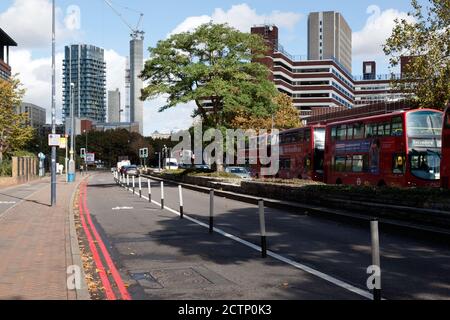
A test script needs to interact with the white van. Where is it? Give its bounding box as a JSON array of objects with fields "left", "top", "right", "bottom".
[{"left": 164, "top": 158, "right": 179, "bottom": 170}]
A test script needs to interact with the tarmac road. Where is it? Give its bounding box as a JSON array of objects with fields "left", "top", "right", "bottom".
[{"left": 84, "top": 173, "right": 450, "bottom": 300}]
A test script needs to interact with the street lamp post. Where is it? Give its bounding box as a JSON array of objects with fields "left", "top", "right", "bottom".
[
  {"left": 84, "top": 129, "right": 88, "bottom": 173},
  {"left": 68, "top": 83, "right": 76, "bottom": 183},
  {"left": 51, "top": 0, "right": 56, "bottom": 205},
  {"left": 65, "top": 134, "right": 69, "bottom": 181},
  {"left": 155, "top": 152, "right": 161, "bottom": 172},
  {"left": 163, "top": 145, "right": 168, "bottom": 170}
]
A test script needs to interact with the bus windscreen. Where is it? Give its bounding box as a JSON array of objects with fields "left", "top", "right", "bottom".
[{"left": 407, "top": 111, "right": 443, "bottom": 137}]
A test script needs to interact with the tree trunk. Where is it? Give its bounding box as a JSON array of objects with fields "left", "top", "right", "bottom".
[{"left": 215, "top": 162, "right": 224, "bottom": 173}]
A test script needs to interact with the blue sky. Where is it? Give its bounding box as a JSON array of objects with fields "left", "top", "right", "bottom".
[{"left": 0, "top": 0, "right": 425, "bottom": 134}]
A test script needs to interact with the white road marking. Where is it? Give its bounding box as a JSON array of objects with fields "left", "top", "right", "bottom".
[
  {"left": 0, "top": 201, "right": 16, "bottom": 205},
  {"left": 119, "top": 178, "right": 378, "bottom": 300},
  {"left": 112, "top": 207, "right": 134, "bottom": 211}
]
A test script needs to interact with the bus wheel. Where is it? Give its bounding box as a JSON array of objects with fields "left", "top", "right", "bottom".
[
  {"left": 336, "top": 178, "right": 343, "bottom": 185},
  {"left": 377, "top": 180, "right": 387, "bottom": 188}
]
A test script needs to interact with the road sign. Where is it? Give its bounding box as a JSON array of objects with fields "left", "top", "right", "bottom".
[
  {"left": 85, "top": 153, "right": 95, "bottom": 164},
  {"left": 59, "top": 137, "right": 67, "bottom": 149},
  {"left": 48, "top": 134, "right": 61, "bottom": 147},
  {"left": 38, "top": 152, "right": 46, "bottom": 160},
  {"left": 139, "top": 148, "right": 149, "bottom": 159}
]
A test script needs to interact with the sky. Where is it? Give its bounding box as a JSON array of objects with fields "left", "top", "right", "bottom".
[{"left": 0, "top": 0, "right": 425, "bottom": 135}]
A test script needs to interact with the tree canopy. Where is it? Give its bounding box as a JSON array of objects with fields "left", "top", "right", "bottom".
[
  {"left": 383, "top": 0, "right": 450, "bottom": 109},
  {"left": 230, "top": 93, "right": 302, "bottom": 131},
  {"left": 140, "top": 22, "right": 280, "bottom": 127},
  {"left": 0, "top": 78, "right": 34, "bottom": 163}
]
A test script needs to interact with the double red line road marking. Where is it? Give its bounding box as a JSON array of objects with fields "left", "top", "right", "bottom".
[{"left": 78, "top": 182, "right": 131, "bottom": 300}]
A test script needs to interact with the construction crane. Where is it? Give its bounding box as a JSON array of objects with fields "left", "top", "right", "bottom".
[{"left": 103, "top": 0, "right": 145, "bottom": 40}]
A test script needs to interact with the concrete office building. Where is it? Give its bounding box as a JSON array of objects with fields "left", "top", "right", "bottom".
[
  {"left": 108, "top": 88, "right": 121, "bottom": 123},
  {"left": 17, "top": 103, "right": 46, "bottom": 128},
  {"left": 308, "top": 11, "right": 352, "bottom": 73},
  {"left": 0, "top": 28, "right": 17, "bottom": 81},
  {"left": 130, "top": 38, "right": 144, "bottom": 135},
  {"left": 63, "top": 44, "right": 107, "bottom": 124},
  {"left": 251, "top": 25, "right": 405, "bottom": 119}
]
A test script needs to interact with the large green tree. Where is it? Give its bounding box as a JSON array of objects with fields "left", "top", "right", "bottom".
[
  {"left": 140, "top": 22, "right": 280, "bottom": 128},
  {"left": 383, "top": 0, "right": 450, "bottom": 109},
  {"left": 0, "top": 78, "right": 34, "bottom": 163}
]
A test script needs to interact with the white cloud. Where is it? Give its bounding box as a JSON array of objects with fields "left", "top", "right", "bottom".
[
  {"left": 353, "top": 5, "right": 415, "bottom": 57},
  {"left": 143, "top": 97, "right": 196, "bottom": 135},
  {"left": 10, "top": 49, "right": 64, "bottom": 123},
  {"left": 170, "top": 3, "right": 302, "bottom": 35},
  {"left": 0, "top": 0, "right": 80, "bottom": 49},
  {"left": 104, "top": 49, "right": 127, "bottom": 109}
]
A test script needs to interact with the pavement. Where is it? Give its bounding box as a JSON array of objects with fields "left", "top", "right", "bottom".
[
  {"left": 0, "top": 174, "right": 89, "bottom": 300},
  {"left": 78, "top": 172, "right": 450, "bottom": 300}
]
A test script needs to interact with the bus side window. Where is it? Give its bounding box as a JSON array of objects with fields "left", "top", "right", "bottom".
[
  {"left": 335, "top": 157, "right": 346, "bottom": 172},
  {"left": 345, "top": 155, "right": 353, "bottom": 172},
  {"left": 391, "top": 117, "right": 404, "bottom": 136},
  {"left": 305, "top": 130, "right": 311, "bottom": 143},
  {"left": 365, "top": 123, "right": 377, "bottom": 138},
  {"left": 346, "top": 125, "right": 353, "bottom": 140},
  {"left": 384, "top": 122, "right": 392, "bottom": 136},
  {"left": 352, "top": 155, "right": 364, "bottom": 173},
  {"left": 393, "top": 154, "right": 406, "bottom": 174},
  {"left": 353, "top": 123, "right": 364, "bottom": 140},
  {"left": 377, "top": 123, "right": 385, "bottom": 136},
  {"left": 331, "top": 127, "right": 337, "bottom": 141},
  {"left": 365, "top": 124, "right": 372, "bottom": 138},
  {"left": 298, "top": 130, "right": 304, "bottom": 142},
  {"left": 337, "top": 125, "right": 347, "bottom": 141}
]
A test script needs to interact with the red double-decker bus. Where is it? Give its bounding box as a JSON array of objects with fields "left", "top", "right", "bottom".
[
  {"left": 441, "top": 106, "right": 450, "bottom": 189},
  {"left": 324, "top": 109, "right": 443, "bottom": 188},
  {"left": 250, "top": 126, "right": 326, "bottom": 181},
  {"left": 276, "top": 126, "right": 326, "bottom": 181}
]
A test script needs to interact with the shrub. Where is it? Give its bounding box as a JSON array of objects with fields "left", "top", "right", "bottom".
[{"left": 0, "top": 160, "right": 12, "bottom": 177}]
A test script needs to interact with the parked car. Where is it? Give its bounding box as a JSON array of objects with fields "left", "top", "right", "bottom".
[
  {"left": 164, "top": 158, "right": 179, "bottom": 170},
  {"left": 194, "top": 164, "right": 212, "bottom": 173},
  {"left": 125, "top": 165, "right": 139, "bottom": 177},
  {"left": 225, "top": 167, "right": 251, "bottom": 179},
  {"left": 178, "top": 163, "right": 192, "bottom": 170}
]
